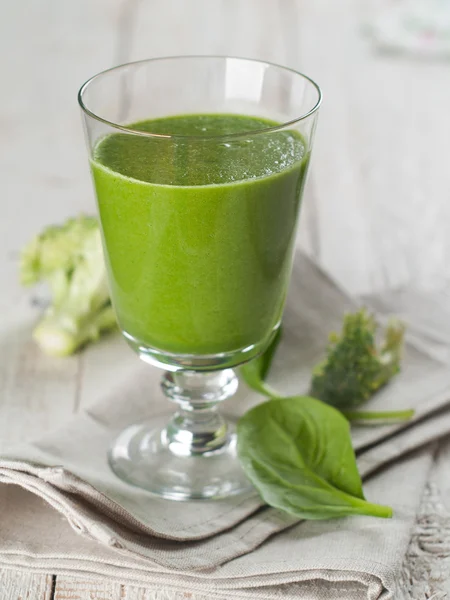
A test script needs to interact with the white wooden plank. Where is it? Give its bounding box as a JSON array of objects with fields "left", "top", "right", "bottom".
[
  {"left": 0, "top": 0, "right": 130, "bottom": 441},
  {"left": 0, "top": 0, "right": 129, "bottom": 594},
  {"left": 130, "top": 0, "right": 231, "bottom": 59},
  {"left": 0, "top": 316, "right": 79, "bottom": 452},
  {"left": 129, "top": 0, "right": 299, "bottom": 65},
  {"left": 0, "top": 0, "right": 124, "bottom": 253},
  {"left": 0, "top": 570, "right": 53, "bottom": 600},
  {"left": 122, "top": 588, "right": 210, "bottom": 600},
  {"left": 297, "top": 0, "right": 450, "bottom": 293},
  {"left": 54, "top": 578, "right": 122, "bottom": 600}
]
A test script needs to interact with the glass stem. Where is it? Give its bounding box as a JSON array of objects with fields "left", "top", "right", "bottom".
[{"left": 161, "top": 369, "right": 238, "bottom": 456}]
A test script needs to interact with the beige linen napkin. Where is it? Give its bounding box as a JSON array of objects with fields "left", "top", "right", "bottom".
[
  {"left": 0, "top": 447, "right": 433, "bottom": 600},
  {"left": 365, "top": 285, "right": 450, "bottom": 599},
  {"left": 1, "top": 253, "right": 450, "bottom": 598}
]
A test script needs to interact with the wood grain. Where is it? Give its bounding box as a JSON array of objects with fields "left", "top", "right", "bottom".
[
  {"left": 53, "top": 578, "right": 122, "bottom": 600},
  {"left": 296, "top": 0, "right": 450, "bottom": 293},
  {"left": 121, "top": 588, "right": 209, "bottom": 600},
  {"left": 0, "top": 571, "right": 53, "bottom": 600},
  {"left": 0, "top": 0, "right": 129, "bottom": 451},
  {"left": 0, "top": 0, "right": 128, "bottom": 597}
]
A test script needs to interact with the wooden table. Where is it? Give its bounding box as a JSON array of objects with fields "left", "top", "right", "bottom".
[{"left": 1, "top": 0, "right": 450, "bottom": 597}]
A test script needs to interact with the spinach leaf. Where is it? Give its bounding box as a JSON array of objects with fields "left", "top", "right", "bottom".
[{"left": 237, "top": 396, "right": 392, "bottom": 519}]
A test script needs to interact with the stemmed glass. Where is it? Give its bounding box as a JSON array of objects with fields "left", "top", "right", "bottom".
[{"left": 79, "top": 56, "right": 321, "bottom": 500}]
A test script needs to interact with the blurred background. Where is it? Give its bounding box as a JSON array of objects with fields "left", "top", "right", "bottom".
[{"left": 2, "top": 0, "right": 450, "bottom": 307}]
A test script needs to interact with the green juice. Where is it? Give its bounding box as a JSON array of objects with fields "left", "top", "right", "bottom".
[{"left": 91, "top": 114, "right": 308, "bottom": 356}]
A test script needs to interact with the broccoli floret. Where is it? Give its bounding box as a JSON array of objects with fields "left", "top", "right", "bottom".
[
  {"left": 310, "top": 308, "right": 405, "bottom": 410},
  {"left": 20, "top": 215, "right": 116, "bottom": 357}
]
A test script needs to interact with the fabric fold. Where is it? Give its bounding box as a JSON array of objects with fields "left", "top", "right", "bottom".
[{"left": 0, "top": 252, "right": 449, "bottom": 599}]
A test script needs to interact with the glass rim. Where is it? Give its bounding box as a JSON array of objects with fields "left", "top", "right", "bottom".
[{"left": 78, "top": 55, "right": 322, "bottom": 141}]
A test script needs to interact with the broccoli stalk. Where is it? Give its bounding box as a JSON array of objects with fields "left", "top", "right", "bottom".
[
  {"left": 20, "top": 216, "right": 116, "bottom": 357},
  {"left": 310, "top": 309, "right": 412, "bottom": 421}
]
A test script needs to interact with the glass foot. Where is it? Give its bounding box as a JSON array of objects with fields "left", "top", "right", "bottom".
[{"left": 108, "top": 415, "right": 253, "bottom": 500}]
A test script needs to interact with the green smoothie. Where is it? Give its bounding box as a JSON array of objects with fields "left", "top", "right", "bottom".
[{"left": 91, "top": 114, "right": 308, "bottom": 356}]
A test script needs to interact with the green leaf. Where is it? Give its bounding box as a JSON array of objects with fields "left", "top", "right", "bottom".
[
  {"left": 237, "top": 396, "right": 392, "bottom": 520},
  {"left": 240, "top": 327, "right": 282, "bottom": 397}
]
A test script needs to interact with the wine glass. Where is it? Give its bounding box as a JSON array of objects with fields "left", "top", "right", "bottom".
[{"left": 78, "top": 56, "right": 321, "bottom": 500}]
